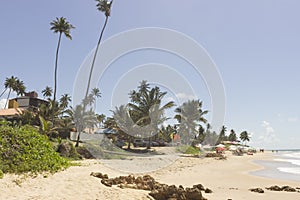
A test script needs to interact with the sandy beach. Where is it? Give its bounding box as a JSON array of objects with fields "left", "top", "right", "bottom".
[{"left": 0, "top": 149, "right": 299, "bottom": 200}]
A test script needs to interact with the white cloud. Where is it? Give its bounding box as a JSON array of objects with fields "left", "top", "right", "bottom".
[
  {"left": 287, "top": 117, "right": 298, "bottom": 122},
  {"left": 176, "top": 93, "right": 196, "bottom": 101},
  {"left": 258, "top": 121, "right": 279, "bottom": 145},
  {"left": 0, "top": 99, "right": 7, "bottom": 109}
]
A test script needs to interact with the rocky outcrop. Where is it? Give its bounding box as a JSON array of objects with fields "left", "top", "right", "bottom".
[{"left": 91, "top": 172, "right": 211, "bottom": 200}]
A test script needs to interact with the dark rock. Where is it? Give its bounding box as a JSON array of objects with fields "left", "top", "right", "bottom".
[
  {"left": 185, "top": 187, "right": 203, "bottom": 200},
  {"left": 101, "top": 179, "right": 112, "bottom": 187},
  {"left": 57, "top": 142, "right": 77, "bottom": 158},
  {"left": 193, "top": 184, "right": 205, "bottom": 191},
  {"left": 281, "top": 186, "right": 296, "bottom": 192},
  {"left": 204, "top": 188, "right": 213, "bottom": 193},
  {"left": 266, "top": 185, "right": 282, "bottom": 191},
  {"left": 249, "top": 188, "right": 264, "bottom": 193},
  {"left": 90, "top": 172, "right": 108, "bottom": 179}
]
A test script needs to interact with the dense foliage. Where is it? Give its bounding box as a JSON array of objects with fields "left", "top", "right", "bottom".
[{"left": 0, "top": 121, "right": 69, "bottom": 174}]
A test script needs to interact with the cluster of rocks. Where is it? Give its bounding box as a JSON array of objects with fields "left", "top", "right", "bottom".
[
  {"left": 91, "top": 172, "right": 212, "bottom": 200},
  {"left": 205, "top": 153, "right": 226, "bottom": 160},
  {"left": 266, "top": 185, "right": 299, "bottom": 192},
  {"left": 249, "top": 185, "right": 300, "bottom": 193}
]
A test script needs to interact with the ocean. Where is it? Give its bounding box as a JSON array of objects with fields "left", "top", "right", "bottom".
[{"left": 251, "top": 150, "right": 300, "bottom": 182}]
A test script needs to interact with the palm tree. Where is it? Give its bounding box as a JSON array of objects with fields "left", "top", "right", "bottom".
[
  {"left": 240, "top": 131, "right": 250, "bottom": 145},
  {"left": 174, "top": 100, "right": 208, "bottom": 144},
  {"left": 228, "top": 129, "right": 237, "bottom": 142},
  {"left": 112, "top": 105, "right": 137, "bottom": 149},
  {"left": 15, "top": 79, "right": 26, "bottom": 97},
  {"left": 59, "top": 94, "right": 71, "bottom": 109},
  {"left": 50, "top": 17, "right": 75, "bottom": 122},
  {"left": 42, "top": 86, "right": 53, "bottom": 100},
  {"left": 217, "top": 125, "right": 227, "bottom": 144},
  {"left": 96, "top": 113, "right": 106, "bottom": 128},
  {"left": 3, "top": 76, "right": 17, "bottom": 108},
  {"left": 128, "top": 81, "right": 175, "bottom": 148},
  {"left": 85, "top": 0, "right": 113, "bottom": 100},
  {"left": 91, "top": 87, "right": 101, "bottom": 111}
]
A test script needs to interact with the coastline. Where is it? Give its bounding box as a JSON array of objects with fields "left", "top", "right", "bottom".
[{"left": 0, "top": 150, "right": 299, "bottom": 200}]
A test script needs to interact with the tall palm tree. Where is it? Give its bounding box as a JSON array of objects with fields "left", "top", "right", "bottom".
[
  {"left": 3, "top": 76, "right": 17, "bottom": 108},
  {"left": 174, "top": 100, "right": 208, "bottom": 144},
  {"left": 42, "top": 86, "right": 53, "bottom": 100},
  {"left": 85, "top": 0, "right": 113, "bottom": 100},
  {"left": 50, "top": 17, "right": 75, "bottom": 122}
]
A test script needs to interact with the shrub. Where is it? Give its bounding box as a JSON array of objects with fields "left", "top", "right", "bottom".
[{"left": 0, "top": 121, "right": 69, "bottom": 174}]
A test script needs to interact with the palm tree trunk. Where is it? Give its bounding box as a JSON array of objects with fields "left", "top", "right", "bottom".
[
  {"left": 76, "top": 16, "right": 109, "bottom": 147},
  {"left": 52, "top": 32, "right": 62, "bottom": 124},
  {"left": 4, "top": 88, "right": 12, "bottom": 109},
  {"left": 85, "top": 15, "right": 109, "bottom": 99},
  {"left": 0, "top": 88, "right": 7, "bottom": 98}
]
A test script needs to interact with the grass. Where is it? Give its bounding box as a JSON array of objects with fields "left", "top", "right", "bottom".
[{"left": 176, "top": 145, "right": 201, "bottom": 156}]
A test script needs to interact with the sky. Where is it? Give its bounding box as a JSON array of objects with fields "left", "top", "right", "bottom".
[{"left": 0, "top": 0, "right": 300, "bottom": 149}]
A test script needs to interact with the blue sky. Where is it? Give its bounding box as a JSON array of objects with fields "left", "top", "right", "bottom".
[{"left": 0, "top": 0, "right": 300, "bottom": 149}]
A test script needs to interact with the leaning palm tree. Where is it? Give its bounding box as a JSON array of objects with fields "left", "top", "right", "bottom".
[
  {"left": 50, "top": 17, "right": 75, "bottom": 122},
  {"left": 3, "top": 76, "right": 17, "bottom": 108},
  {"left": 85, "top": 0, "right": 113, "bottom": 100}
]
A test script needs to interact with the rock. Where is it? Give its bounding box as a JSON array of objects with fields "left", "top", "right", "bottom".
[
  {"left": 281, "top": 186, "right": 296, "bottom": 192},
  {"left": 101, "top": 179, "right": 112, "bottom": 187},
  {"left": 57, "top": 142, "right": 78, "bottom": 158},
  {"left": 93, "top": 173, "right": 208, "bottom": 199},
  {"left": 185, "top": 187, "right": 203, "bottom": 200},
  {"left": 266, "top": 185, "right": 282, "bottom": 191},
  {"left": 249, "top": 188, "right": 264, "bottom": 193},
  {"left": 90, "top": 172, "right": 108, "bottom": 179},
  {"left": 204, "top": 188, "right": 213, "bottom": 193},
  {"left": 193, "top": 184, "right": 205, "bottom": 191}
]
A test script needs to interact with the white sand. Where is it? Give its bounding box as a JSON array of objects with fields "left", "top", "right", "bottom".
[{"left": 0, "top": 149, "right": 299, "bottom": 200}]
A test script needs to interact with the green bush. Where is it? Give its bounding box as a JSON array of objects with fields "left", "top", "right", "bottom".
[{"left": 0, "top": 121, "right": 69, "bottom": 174}]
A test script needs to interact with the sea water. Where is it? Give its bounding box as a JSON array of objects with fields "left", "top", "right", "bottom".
[
  {"left": 275, "top": 150, "right": 300, "bottom": 176},
  {"left": 251, "top": 150, "right": 300, "bottom": 182}
]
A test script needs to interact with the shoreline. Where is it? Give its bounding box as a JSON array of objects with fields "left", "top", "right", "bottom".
[{"left": 0, "top": 149, "right": 300, "bottom": 200}]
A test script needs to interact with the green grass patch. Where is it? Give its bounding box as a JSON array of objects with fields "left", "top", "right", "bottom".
[{"left": 176, "top": 145, "right": 201, "bottom": 155}]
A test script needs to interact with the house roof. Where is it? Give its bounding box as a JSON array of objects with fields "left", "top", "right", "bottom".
[{"left": 0, "top": 108, "right": 24, "bottom": 117}]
